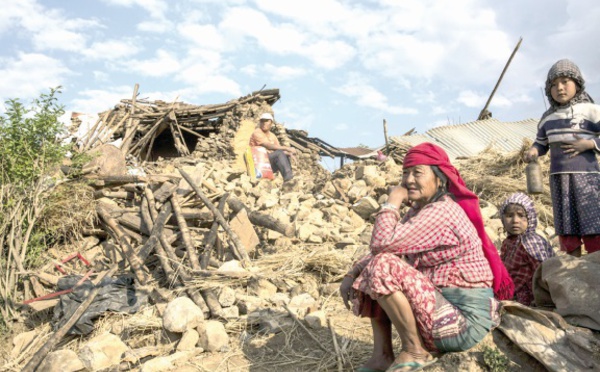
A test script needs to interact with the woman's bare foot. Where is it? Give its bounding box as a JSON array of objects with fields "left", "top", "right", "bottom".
[{"left": 361, "top": 352, "right": 395, "bottom": 371}]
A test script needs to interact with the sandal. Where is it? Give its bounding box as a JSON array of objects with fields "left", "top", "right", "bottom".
[{"left": 387, "top": 357, "right": 438, "bottom": 371}]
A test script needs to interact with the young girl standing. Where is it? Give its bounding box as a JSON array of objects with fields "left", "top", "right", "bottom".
[
  {"left": 525, "top": 59, "right": 600, "bottom": 257},
  {"left": 500, "top": 193, "right": 554, "bottom": 306}
]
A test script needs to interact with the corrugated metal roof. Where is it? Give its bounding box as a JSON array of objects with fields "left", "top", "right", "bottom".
[
  {"left": 337, "top": 147, "right": 376, "bottom": 157},
  {"left": 390, "top": 118, "right": 538, "bottom": 160}
]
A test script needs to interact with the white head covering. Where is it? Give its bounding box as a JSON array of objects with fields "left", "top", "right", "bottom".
[{"left": 259, "top": 113, "right": 274, "bottom": 121}]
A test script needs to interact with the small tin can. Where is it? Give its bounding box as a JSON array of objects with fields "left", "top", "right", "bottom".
[{"left": 526, "top": 159, "right": 543, "bottom": 194}]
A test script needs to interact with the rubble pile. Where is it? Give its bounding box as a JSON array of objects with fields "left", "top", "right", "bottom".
[{"left": 1, "top": 89, "right": 561, "bottom": 371}]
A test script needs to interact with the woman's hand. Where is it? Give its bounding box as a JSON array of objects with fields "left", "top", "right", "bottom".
[
  {"left": 562, "top": 137, "right": 595, "bottom": 158},
  {"left": 524, "top": 147, "right": 538, "bottom": 163},
  {"left": 340, "top": 275, "right": 355, "bottom": 310},
  {"left": 387, "top": 186, "right": 408, "bottom": 207}
]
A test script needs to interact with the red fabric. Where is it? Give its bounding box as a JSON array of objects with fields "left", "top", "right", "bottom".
[
  {"left": 403, "top": 142, "right": 514, "bottom": 300},
  {"left": 559, "top": 235, "right": 600, "bottom": 253},
  {"left": 500, "top": 236, "right": 540, "bottom": 305}
]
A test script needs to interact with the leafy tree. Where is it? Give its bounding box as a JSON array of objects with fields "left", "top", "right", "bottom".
[
  {"left": 0, "top": 87, "right": 68, "bottom": 333},
  {"left": 0, "top": 87, "right": 67, "bottom": 186}
]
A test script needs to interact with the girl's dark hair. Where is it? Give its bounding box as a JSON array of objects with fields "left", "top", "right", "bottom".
[{"left": 430, "top": 165, "right": 451, "bottom": 203}]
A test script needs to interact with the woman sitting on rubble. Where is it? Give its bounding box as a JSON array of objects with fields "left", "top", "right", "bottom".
[{"left": 340, "top": 143, "right": 513, "bottom": 372}]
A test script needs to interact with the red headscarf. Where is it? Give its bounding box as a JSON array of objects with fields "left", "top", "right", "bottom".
[{"left": 403, "top": 142, "right": 514, "bottom": 300}]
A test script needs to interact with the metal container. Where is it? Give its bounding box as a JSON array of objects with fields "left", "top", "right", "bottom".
[{"left": 526, "top": 159, "right": 543, "bottom": 194}]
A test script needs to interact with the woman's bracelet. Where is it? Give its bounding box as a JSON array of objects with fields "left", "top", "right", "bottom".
[{"left": 380, "top": 202, "right": 399, "bottom": 210}]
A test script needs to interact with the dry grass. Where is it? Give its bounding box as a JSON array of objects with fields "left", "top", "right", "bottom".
[
  {"left": 39, "top": 180, "right": 97, "bottom": 245},
  {"left": 455, "top": 139, "right": 555, "bottom": 227}
]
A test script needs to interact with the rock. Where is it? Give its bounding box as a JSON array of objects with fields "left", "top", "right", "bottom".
[
  {"left": 345, "top": 209, "right": 367, "bottom": 228},
  {"left": 235, "top": 294, "right": 263, "bottom": 314},
  {"left": 38, "top": 349, "right": 84, "bottom": 372},
  {"left": 323, "top": 204, "right": 349, "bottom": 220},
  {"left": 268, "top": 292, "right": 291, "bottom": 307},
  {"left": 378, "top": 193, "right": 389, "bottom": 204},
  {"left": 320, "top": 282, "right": 341, "bottom": 297},
  {"left": 256, "top": 194, "right": 279, "bottom": 209},
  {"left": 248, "top": 308, "right": 293, "bottom": 334},
  {"left": 218, "top": 260, "right": 247, "bottom": 273},
  {"left": 230, "top": 209, "right": 260, "bottom": 253},
  {"left": 351, "top": 196, "right": 380, "bottom": 220},
  {"left": 248, "top": 278, "right": 278, "bottom": 299},
  {"left": 307, "top": 209, "right": 325, "bottom": 226},
  {"left": 297, "top": 223, "right": 318, "bottom": 242},
  {"left": 381, "top": 157, "right": 399, "bottom": 171},
  {"left": 346, "top": 180, "right": 368, "bottom": 202},
  {"left": 359, "top": 227, "right": 373, "bottom": 244},
  {"left": 11, "top": 330, "right": 37, "bottom": 358},
  {"left": 220, "top": 306, "right": 240, "bottom": 319},
  {"left": 290, "top": 276, "right": 320, "bottom": 300},
  {"left": 218, "top": 286, "right": 236, "bottom": 307},
  {"left": 363, "top": 175, "right": 386, "bottom": 188},
  {"left": 177, "top": 329, "right": 200, "bottom": 351},
  {"left": 288, "top": 293, "right": 317, "bottom": 317},
  {"left": 295, "top": 206, "right": 312, "bottom": 221},
  {"left": 355, "top": 165, "right": 378, "bottom": 180},
  {"left": 84, "top": 144, "right": 127, "bottom": 176},
  {"left": 78, "top": 332, "right": 128, "bottom": 371},
  {"left": 267, "top": 229, "right": 283, "bottom": 240},
  {"left": 273, "top": 236, "right": 293, "bottom": 248},
  {"left": 140, "top": 349, "right": 202, "bottom": 372},
  {"left": 480, "top": 200, "right": 498, "bottom": 220},
  {"left": 163, "top": 297, "right": 204, "bottom": 333},
  {"left": 197, "top": 320, "right": 229, "bottom": 352},
  {"left": 307, "top": 232, "right": 324, "bottom": 243},
  {"left": 305, "top": 310, "right": 327, "bottom": 329}
]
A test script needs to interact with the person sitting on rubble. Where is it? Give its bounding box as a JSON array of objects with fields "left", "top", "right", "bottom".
[
  {"left": 499, "top": 193, "right": 554, "bottom": 306},
  {"left": 340, "top": 142, "right": 513, "bottom": 372},
  {"left": 249, "top": 112, "right": 296, "bottom": 182}
]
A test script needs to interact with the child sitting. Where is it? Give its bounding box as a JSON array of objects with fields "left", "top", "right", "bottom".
[{"left": 499, "top": 193, "right": 555, "bottom": 306}]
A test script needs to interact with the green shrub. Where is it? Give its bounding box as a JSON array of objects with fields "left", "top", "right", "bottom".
[
  {"left": 0, "top": 87, "right": 67, "bottom": 186},
  {"left": 483, "top": 345, "right": 509, "bottom": 372}
]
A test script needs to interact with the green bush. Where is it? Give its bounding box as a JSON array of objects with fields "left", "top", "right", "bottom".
[
  {"left": 483, "top": 345, "right": 509, "bottom": 372},
  {"left": 0, "top": 87, "right": 67, "bottom": 186}
]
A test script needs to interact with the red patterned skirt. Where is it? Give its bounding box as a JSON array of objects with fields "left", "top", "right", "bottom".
[{"left": 351, "top": 253, "right": 497, "bottom": 352}]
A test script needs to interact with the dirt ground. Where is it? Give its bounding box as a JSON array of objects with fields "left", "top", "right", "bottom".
[
  {"left": 0, "top": 288, "right": 550, "bottom": 372},
  {"left": 166, "top": 292, "right": 547, "bottom": 372}
]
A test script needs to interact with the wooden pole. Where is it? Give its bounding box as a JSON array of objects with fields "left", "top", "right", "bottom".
[
  {"left": 96, "top": 204, "right": 149, "bottom": 284},
  {"left": 227, "top": 197, "right": 295, "bottom": 237},
  {"left": 170, "top": 194, "right": 201, "bottom": 271},
  {"left": 201, "top": 193, "right": 229, "bottom": 270},
  {"left": 22, "top": 265, "right": 118, "bottom": 372},
  {"left": 120, "top": 83, "right": 139, "bottom": 154},
  {"left": 177, "top": 167, "right": 251, "bottom": 267},
  {"left": 478, "top": 37, "right": 523, "bottom": 120},
  {"left": 383, "top": 119, "right": 389, "bottom": 147}
]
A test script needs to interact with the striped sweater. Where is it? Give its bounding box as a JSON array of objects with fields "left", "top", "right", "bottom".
[{"left": 533, "top": 102, "right": 600, "bottom": 174}]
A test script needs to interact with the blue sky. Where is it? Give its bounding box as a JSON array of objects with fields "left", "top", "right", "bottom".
[{"left": 1, "top": 0, "right": 599, "bottom": 149}]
